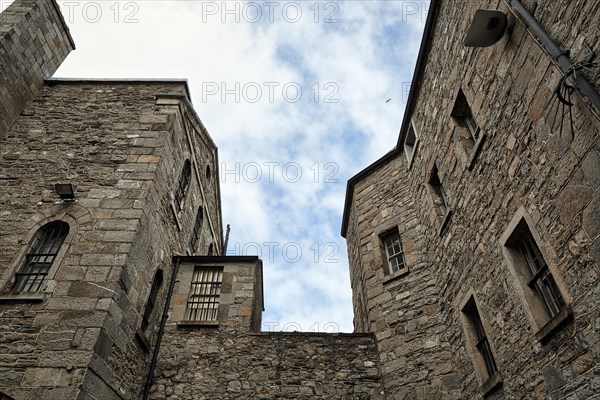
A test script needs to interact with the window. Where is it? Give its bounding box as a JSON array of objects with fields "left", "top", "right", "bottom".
[
  {"left": 428, "top": 164, "right": 448, "bottom": 213},
  {"left": 460, "top": 296, "right": 501, "bottom": 395},
  {"left": 206, "top": 164, "right": 211, "bottom": 182},
  {"left": 463, "top": 298, "right": 498, "bottom": 378},
  {"left": 12, "top": 221, "right": 69, "bottom": 292},
  {"left": 184, "top": 267, "right": 222, "bottom": 322},
  {"left": 452, "top": 89, "right": 480, "bottom": 143},
  {"left": 404, "top": 120, "right": 419, "bottom": 167},
  {"left": 189, "top": 206, "right": 203, "bottom": 254},
  {"left": 427, "top": 164, "right": 452, "bottom": 235},
  {"left": 507, "top": 220, "right": 566, "bottom": 319},
  {"left": 207, "top": 243, "right": 214, "bottom": 256},
  {"left": 174, "top": 159, "right": 192, "bottom": 213},
  {"left": 381, "top": 230, "right": 406, "bottom": 274},
  {"left": 141, "top": 270, "right": 163, "bottom": 332},
  {"left": 451, "top": 89, "right": 485, "bottom": 169},
  {"left": 501, "top": 212, "right": 572, "bottom": 343}
]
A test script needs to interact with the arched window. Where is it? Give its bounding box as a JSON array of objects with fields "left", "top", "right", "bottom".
[
  {"left": 205, "top": 164, "right": 211, "bottom": 182},
  {"left": 141, "top": 269, "right": 163, "bottom": 332},
  {"left": 207, "top": 243, "right": 214, "bottom": 256},
  {"left": 13, "top": 221, "right": 69, "bottom": 292},
  {"left": 189, "top": 206, "right": 204, "bottom": 254},
  {"left": 174, "top": 159, "right": 192, "bottom": 212}
]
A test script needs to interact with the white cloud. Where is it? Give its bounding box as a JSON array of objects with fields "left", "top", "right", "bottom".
[{"left": 19, "top": 0, "right": 429, "bottom": 332}]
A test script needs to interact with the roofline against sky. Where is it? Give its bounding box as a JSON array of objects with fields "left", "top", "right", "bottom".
[
  {"left": 340, "top": 0, "right": 441, "bottom": 238},
  {"left": 50, "top": 0, "right": 76, "bottom": 50},
  {"left": 45, "top": 78, "right": 192, "bottom": 100}
]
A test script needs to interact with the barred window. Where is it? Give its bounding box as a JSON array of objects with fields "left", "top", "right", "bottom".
[
  {"left": 381, "top": 230, "right": 406, "bottom": 274},
  {"left": 174, "top": 159, "right": 192, "bottom": 213},
  {"left": 189, "top": 206, "right": 203, "bottom": 254},
  {"left": 502, "top": 214, "right": 571, "bottom": 342},
  {"left": 141, "top": 269, "right": 163, "bottom": 331},
  {"left": 462, "top": 298, "right": 498, "bottom": 379},
  {"left": 184, "top": 267, "right": 222, "bottom": 322},
  {"left": 515, "top": 223, "right": 565, "bottom": 318},
  {"left": 13, "top": 221, "right": 69, "bottom": 292}
]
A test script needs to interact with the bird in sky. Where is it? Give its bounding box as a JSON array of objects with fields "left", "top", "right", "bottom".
[{"left": 386, "top": 98, "right": 392, "bottom": 103}]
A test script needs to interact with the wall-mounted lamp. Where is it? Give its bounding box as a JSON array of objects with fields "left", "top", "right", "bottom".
[
  {"left": 464, "top": 9, "right": 508, "bottom": 47},
  {"left": 55, "top": 183, "right": 76, "bottom": 202}
]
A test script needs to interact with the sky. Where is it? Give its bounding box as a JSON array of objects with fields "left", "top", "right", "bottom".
[{"left": 4, "top": 0, "right": 429, "bottom": 332}]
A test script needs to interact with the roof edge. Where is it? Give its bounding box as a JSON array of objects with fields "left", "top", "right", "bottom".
[
  {"left": 50, "top": 0, "right": 76, "bottom": 50},
  {"left": 45, "top": 78, "right": 191, "bottom": 100},
  {"left": 173, "top": 255, "right": 262, "bottom": 263},
  {"left": 340, "top": 0, "right": 441, "bottom": 238}
]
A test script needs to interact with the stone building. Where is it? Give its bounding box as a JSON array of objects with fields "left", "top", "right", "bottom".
[
  {"left": 0, "top": 1, "right": 382, "bottom": 399},
  {"left": 1, "top": 0, "right": 598, "bottom": 399},
  {"left": 342, "top": 0, "right": 599, "bottom": 399}
]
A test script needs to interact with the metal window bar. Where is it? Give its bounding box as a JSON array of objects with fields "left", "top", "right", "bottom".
[
  {"left": 184, "top": 268, "right": 222, "bottom": 322},
  {"left": 384, "top": 233, "right": 406, "bottom": 274},
  {"left": 469, "top": 303, "right": 498, "bottom": 377},
  {"left": 13, "top": 222, "right": 68, "bottom": 292},
  {"left": 465, "top": 112, "right": 480, "bottom": 141},
  {"left": 174, "top": 161, "right": 191, "bottom": 212},
  {"left": 189, "top": 207, "right": 204, "bottom": 254},
  {"left": 519, "top": 235, "right": 565, "bottom": 318}
]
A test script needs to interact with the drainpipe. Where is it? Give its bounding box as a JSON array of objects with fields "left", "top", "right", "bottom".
[
  {"left": 223, "top": 224, "right": 231, "bottom": 256},
  {"left": 504, "top": 0, "right": 600, "bottom": 111},
  {"left": 142, "top": 256, "right": 181, "bottom": 400}
]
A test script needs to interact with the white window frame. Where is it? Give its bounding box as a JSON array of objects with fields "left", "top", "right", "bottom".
[{"left": 382, "top": 231, "right": 406, "bottom": 275}]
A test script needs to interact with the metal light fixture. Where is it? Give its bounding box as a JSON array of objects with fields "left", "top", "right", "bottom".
[
  {"left": 55, "top": 183, "right": 76, "bottom": 202},
  {"left": 464, "top": 9, "right": 508, "bottom": 47}
]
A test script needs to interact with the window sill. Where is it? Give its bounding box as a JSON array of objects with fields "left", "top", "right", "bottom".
[
  {"left": 535, "top": 306, "right": 573, "bottom": 344},
  {"left": 438, "top": 210, "right": 453, "bottom": 236},
  {"left": 177, "top": 320, "right": 219, "bottom": 328},
  {"left": 382, "top": 267, "right": 409, "bottom": 284},
  {"left": 135, "top": 328, "right": 151, "bottom": 353},
  {"left": 0, "top": 293, "right": 46, "bottom": 303},
  {"left": 466, "top": 134, "right": 486, "bottom": 170},
  {"left": 480, "top": 371, "right": 502, "bottom": 397}
]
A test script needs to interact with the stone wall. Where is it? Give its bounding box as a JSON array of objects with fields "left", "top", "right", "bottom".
[
  {"left": 0, "top": 0, "right": 74, "bottom": 139},
  {"left": 0, "top": 81, "right": 222, "bottom": 399},
  {"left": 345, "top": 155, "right": 455, "bottom": 399},
  {"left": 344, "top": 0, "right": 599, "bottom": 399},
  {"left": 151, "top": 331, "right": 384, "bottom": 400},
  {"left": 167, "top": 257, "right": 263, "bottom": 332},
  {"left": 151, "top": 256, "right": 383, "bottom": 399}
]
